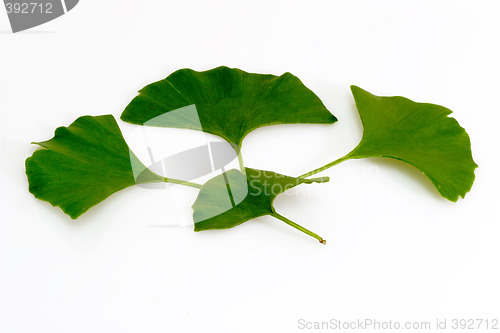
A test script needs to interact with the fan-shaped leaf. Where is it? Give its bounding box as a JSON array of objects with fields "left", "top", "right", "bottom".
[
  {"left": 341, "top": 86, "right": 477, "bottom": 201},
  {"left": 120, "top": 66, "right": 337, "bottom": 148},
  {"left": 26, "top": 115, "right": 165, "bottom": 219},
  {"left": 192, "top": 167, "right": 329, "bottom": 242}
]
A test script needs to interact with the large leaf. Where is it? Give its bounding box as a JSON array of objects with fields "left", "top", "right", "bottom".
[
  {"left": 26, "top": 115, "right": 165, "bottom": 219},
  {"left": 192, "top": 167, "right": 329, "bottom": 243},
  {"left": 120, "top": 66, "right": 337, "bottom": 148},
  {"left": 344, "top": 86, "right": 477, "bottom": 201}
]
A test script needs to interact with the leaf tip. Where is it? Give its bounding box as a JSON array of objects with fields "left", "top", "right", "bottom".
[
  {"left": 350, "top": 85, "right": 374, "bottom": 100},
  {"left": 328, "top": 113, "right": 338, "bottom": 124},
  {"left": 119, "top": 111, "right": 130, "bottom": 123},
  {"left": 349, "top": 84, "right": 362, "bottom": 93}
]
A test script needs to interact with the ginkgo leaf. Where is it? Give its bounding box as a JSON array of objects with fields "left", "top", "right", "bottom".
[
  {"left": 25, "top": 115, "right": 179, "bottom": 219},
  {"left": 302, "top": 86, "right": 477, "bottom": 201},
  {"left": 192, "top": 167, "right": 329, "bottom": 243},
  {"left": 120, "top": 66, "right": 337, "bottom": 149}
]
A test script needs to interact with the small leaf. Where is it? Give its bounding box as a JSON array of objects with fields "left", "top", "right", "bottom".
[
  {"left": 26, "top": 115, "right": 165, "bottom": 219},
  {"left": 192, "top": 167, "right": 329, "bottom": 243},
  {"left": 345, "top": 86, "right": 477, "bottom": 201},
  {"left": 120, "top": 66, "right": 337, "bottom": 148}
]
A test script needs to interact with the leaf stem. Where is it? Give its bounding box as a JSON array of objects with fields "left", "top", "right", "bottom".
[
  {"left": 303, "top": 176, "right": 330, "bottom": 184},
  {"left": 299, "top": 154, "right": 352, "bottom": 178},
  {"left": 271, "top": 212, "right": 326, "bottom": 245},
  {"left": 164, "top": 177, "right": 203, "bottom": 189},
  {"left": 237, "top": 150, "right": 245, "bottom": 174}
]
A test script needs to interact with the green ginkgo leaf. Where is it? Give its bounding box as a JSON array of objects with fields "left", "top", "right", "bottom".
[
  {"left": 302, "top": 86, "right": 477, "bottom": 201},
  {"left": 120, "top": 66, "right": 337, "bottom": 148},
  {"left": 192, "top": 167, "right": 329, "bottom": 243},
  {"left": 26, "top": 115, "right": 199, "bottom": 219}
]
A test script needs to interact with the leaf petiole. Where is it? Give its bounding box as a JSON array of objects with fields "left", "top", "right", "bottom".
[
  {"left": 299, "top": 153, "right": 352, "bottom": 178},
  {"left": 237, "top": 151, "right": 246, "bottom": 174},
  {"left": 163, "top": 177, "right": 203, "bottom": 189},
  {"left": 271, "top": 212, "right": 326, "bottom": 245}
]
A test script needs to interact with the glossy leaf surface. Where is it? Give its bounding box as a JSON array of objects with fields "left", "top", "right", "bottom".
[
  {"left": 26, "top": 115, "right": 164, "bottom": 219},
  {"left": 121, "top": 66, "right": 337, "bottom": 148},
  {"left": 192, "top": 168, "right": 329, "bottom": 232},
  {"left": 347, "top": 86, "right": 477, "bottom": 201}
]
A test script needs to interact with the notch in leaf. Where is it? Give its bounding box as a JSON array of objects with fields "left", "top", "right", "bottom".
[
  {"left": 26, "top": 115, "right": 201, "bottom": 219},
  {"left": 192, "top": 167, "right": 329, "bottom": 244},
  {"left": 301, "top": 86, "right": 477, "bottom": 201},
  {"left": 120, "top": 66, "right": 337, "bottom": 150}
]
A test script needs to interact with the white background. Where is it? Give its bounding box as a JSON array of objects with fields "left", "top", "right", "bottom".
[{"left": 1, "top": 1, "right": 499, "bottom": 332}]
